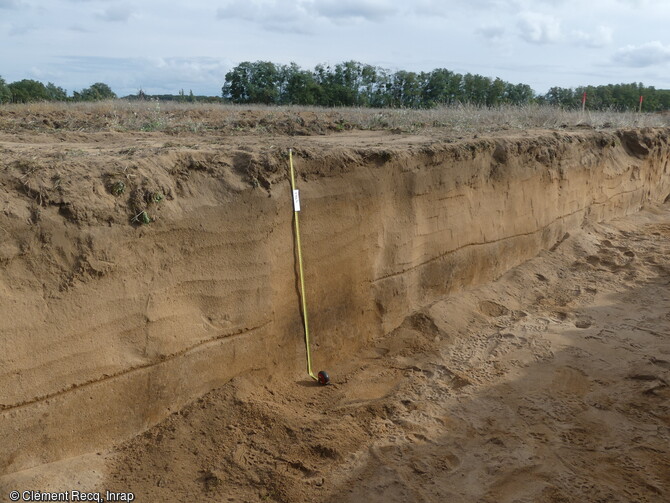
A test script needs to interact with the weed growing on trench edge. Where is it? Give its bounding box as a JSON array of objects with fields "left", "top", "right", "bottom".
[
  {"left": 131, "top": 210, "right": 151, "bottom": 225},
  {"left": 111, "top": 181, "right": 125, "bottom": 196},
  {"left": 140, "top": 99, "right": 169, "bottom": 132},
  {"left": 130, "top": 189, "right": 165, "bottom": 225}
]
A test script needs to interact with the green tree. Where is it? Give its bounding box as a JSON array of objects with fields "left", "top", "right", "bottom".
[
  {"left": 545, "top": 87, "right": 576, "bottom": 108},
  {"left": 46, "top": 82, "right": 67, "bottom": 101},
  {"left": 313, "top": 62, "right": 352, "bottom": 106},
  {"left": 390, "top": 70, "right": 422, "bottom": 107},
  {"left": 543, "top": 83, "right": 665, "bottom": 111},
  {"left": 0, "top": 76, "right": 11, "bottom": 104},
  {"left": 487, "top": 77, "right": 506, "bottom": 106},
  {"left": 462, "top": 73, "right": 491, "bottom": 105},
  {"left": 331, "top": 61, "right": 360, "bottom": 106},
  {"left": 504, "top": 83, "right": 535, "bottom": 105},
  {"left": 421, "top": 69, "right": 463, "bottom": 106},
  {"left": 7, "top": 79, "right": 51, "bottom": 103},
  {"left": 311, "top": 61, "right": 373, "bottom": 106},
  {"left": 73, "top": 82, "right": 117, "bottom": 101},
  {"left": 281, "top": 63, "right": 321, "bottom": 105},
  {"left": 358, "top": 64, "right": 381, "bottom": 107},
  {"left": 222, "top": 61, "right": 280, "bottom": 104},
  {"left": 368, "top": 67, "right": 392, "bottom": 107}
]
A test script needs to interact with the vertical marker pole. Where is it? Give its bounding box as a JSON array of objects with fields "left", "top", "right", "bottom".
[
  {"left": 289, "top": 149, "right": 317, "bottom": 381},
  {"left": 639, "top": 95, "right": 644, "bottom": 114},
  {"left": 581, "top": 91, "right": 587, "bottom": 113}
]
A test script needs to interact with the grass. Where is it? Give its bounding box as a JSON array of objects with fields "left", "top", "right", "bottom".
[{"left": 0, "top": 100, "right": 668, "bottom": 136}]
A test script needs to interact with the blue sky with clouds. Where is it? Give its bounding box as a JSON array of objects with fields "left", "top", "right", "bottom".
[{"left": 1, "top": 0, "right": 669, "bottom": 97}]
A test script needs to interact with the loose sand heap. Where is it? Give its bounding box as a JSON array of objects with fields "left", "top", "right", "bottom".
[{"left": 0, "top": 114, "right": 668, "bottom": 501}]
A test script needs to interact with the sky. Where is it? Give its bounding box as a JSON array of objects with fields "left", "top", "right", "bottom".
[{"left": 1, "top": 0, "right": 669, "bottom": 97}]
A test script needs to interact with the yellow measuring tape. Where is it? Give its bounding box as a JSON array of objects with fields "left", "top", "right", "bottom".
[{"left": 289, "top": 149, "right": 318, "bottom": 381}]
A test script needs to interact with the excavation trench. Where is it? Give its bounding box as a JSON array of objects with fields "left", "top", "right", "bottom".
[{"left": 0, "top": 127, "right": 669, "bottom": 475}]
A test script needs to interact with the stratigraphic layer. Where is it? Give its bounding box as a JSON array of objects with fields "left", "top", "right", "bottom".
[{"left": 1, "top": 128, "right": 669, "bottom": 473}]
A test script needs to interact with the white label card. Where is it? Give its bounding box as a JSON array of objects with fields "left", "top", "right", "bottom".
[{"left": 293, "top": 189, "right": 301, "bottom": 212}]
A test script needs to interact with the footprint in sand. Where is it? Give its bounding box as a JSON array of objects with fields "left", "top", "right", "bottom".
[
  {"left": 479, "top": 300, "right": 510, "bottom": 317},
  {"left": 574, "top": 317, "right": 593, "bottom": 329}
]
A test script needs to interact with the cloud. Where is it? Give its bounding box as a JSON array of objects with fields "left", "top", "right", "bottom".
[
  {"left": 411, "top": 0, "right": 450, "bottom": 16},
  {"left": 572, "top": 25, "right": 613, "bottom": 48},
  {"left": 27, "top": 66, "right": 48, "bottom": 79},
  {"left": 217, "top": 0, "right": 275, "bottom": 21},
  {"left": 413, "top": 0, "right": 518, "bottom": 17},
  {"left": 0, "top": 0, "right": 21, "bottom": 9},
  {"left": 96, "top": 5, "right": 133, "bottom": 22},
  {"left": 309, "top": 0, "right": 396, "bottom": 22},
  {"left": 216, "top": 0, "right": 313, "bottom": 33},
  {"left": 517, "top": 12, "right": 561, "bottom": 44},
  {"left": 615, "top": 0, "right": 648, "bottom": 5},
  {"left": 8, "top": 23, "right": 35, "bottom": 35},
  {"left": 613, "top": 41, "right": 670, "bottom": 67},
  {"left": 69, "top": 24, "right": 92, "bottom": 33},
  {"left": 217, "top": 0, "right": 395, "bottom": 29},
  {"left": 477, "top": 24, "right": 505, "bottom": 41}
]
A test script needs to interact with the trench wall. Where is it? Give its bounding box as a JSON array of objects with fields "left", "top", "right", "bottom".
[{"left": 1, "top": 129, "right": 669, "bottom": 474}]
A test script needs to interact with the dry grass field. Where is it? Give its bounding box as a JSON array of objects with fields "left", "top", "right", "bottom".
[{"left": 1, "top": 101, "right": 669, "bottom": 136}]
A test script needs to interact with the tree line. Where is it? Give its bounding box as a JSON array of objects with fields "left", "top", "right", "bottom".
[
  {"left": 222, "top": 61, "right": 535, "bottom": 108},
  {"left": 2, "top": 61, "right": 670, "bottom": 111},
  {"left": 124, "top": 88, "right": 223, "bottom": 103},
  {"left": 0, "top": 78, "right": 116, "bottom": 104},
  {"left": 222, "top": 61, "right": 670, "bottom": 111},
  {"left": 541, "top": 83, "right": 670, "bottom": 111}
]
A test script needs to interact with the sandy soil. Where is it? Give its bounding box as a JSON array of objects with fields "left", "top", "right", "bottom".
[
  {"left": 100, "top": 204, "right": 670, "bottom": 502},
  {"left": 1, "top": 120, "right": 669, "bottom": 502}
]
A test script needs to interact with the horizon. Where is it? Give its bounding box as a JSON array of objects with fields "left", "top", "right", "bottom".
[
  {"left": 2, "top": 1, "right": 669, "bottom": 97},
  {"left": 2, "top": 61, "right": 667, "bottom": 100}
]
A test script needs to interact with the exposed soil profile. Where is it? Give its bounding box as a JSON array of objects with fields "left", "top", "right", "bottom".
[
  {"left": 0, "top": 123, "right": 669, "bottom": 501},
  {"left": 105, "top": 207, "right": 670, "bottom": 502}
]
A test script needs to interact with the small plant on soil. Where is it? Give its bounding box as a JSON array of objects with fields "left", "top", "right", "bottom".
[
  {"left": 140, "top": 99, "right": 168, "bottom": 132},
  {"left": 142, "top": 190, "right": 164, "bottom": 204},
  {"left": 131, "top": 210, "right": 151, "bottom": 225},
  {"left": 111, "top": 181, "right": 125, "bottom": 196}
]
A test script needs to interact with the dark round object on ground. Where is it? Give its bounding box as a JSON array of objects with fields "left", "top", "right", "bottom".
[{"left": 317, "top": 370, "right": 330, "bottom": 385}]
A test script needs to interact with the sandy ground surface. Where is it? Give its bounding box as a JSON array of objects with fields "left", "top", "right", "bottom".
[{"left": 92, "top": 204, "right": 669, "bottom": 502}]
